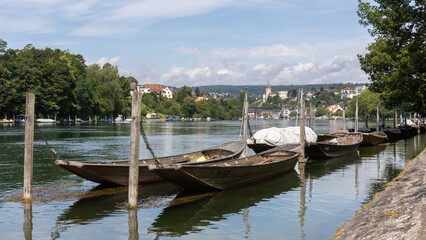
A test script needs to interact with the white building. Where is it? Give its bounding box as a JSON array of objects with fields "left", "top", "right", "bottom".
[
  {"left": 262, "top": 83, "right": 288, "bottom": 102},
  {"left": 161, "top": 87, "right": 173, "bottom": 99}
]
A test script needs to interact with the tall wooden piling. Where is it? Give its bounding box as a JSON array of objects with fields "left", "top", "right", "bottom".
[
  {"left": 242, "top": 88, "right": 248, "bottom": 158},
  {"left": 355, "top": 97, "right": 359, "bottom": 132},
  {"left": 299, "top": 88, "right": 306, "bottom": 161},
  {"left": 394, "top": 110, "right": 397, "bottom": 128},
  {"left": 128, "top": 91, "right": 142, "bottom": 207},
  {"left": 23, "top": 92, "right": 35, "bottom": 200},
  {"left": 343, "top": 108, "right": 346, "bottom": 131},
  {"left": 309, "top": 100, "right": 313, "bottom": 130},
  {"left": 376, "top": 104, "right": 380, "bottom": 130}
]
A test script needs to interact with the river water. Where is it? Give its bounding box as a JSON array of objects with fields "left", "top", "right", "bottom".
[{"left": 0, "top": 120, "right": 424, "bottom": 240}]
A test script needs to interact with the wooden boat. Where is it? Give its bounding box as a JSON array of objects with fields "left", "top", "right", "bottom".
[
  {"left": 148, "top": 144, "right": 301, "bottom": 190},
  {"left": 55, "top": 141, "right": 246, "bottom": 186},
  {"left": 382, "top": 128, "right": 401, "bottom": 142},
  {"left": 361, "top": 131, "right": 387, "bottom": 146},
  {"left": 305, "top": 132, "right": 362, "bottom": 159}
]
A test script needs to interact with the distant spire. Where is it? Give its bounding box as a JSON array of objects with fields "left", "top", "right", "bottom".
[{"left": 266, "top": 81, "right": 271, "bottom": 88}]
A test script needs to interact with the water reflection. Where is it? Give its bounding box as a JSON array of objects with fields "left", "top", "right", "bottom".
[
  {"left": 298, "top": 163, "right": 307, "bottom": 240},
  {"left": 23, "top": 202, "right": 32, "bottom": 240},
  {"left": 128, "top": 209, "right": 138, "bottom": 240},
  {"left": 149, "top": 171, "right": 300, "bottom": 237},
  {"left": 57, "top": 183, "right": 179, "bottom": 226},
  {"left": 304, "top": 152, "right": 361, "bottom": 179}
]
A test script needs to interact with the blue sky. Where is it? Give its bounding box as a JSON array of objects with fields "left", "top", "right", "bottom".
[{"left": 0, "top": 0, "right": 373, "bottom": 87}]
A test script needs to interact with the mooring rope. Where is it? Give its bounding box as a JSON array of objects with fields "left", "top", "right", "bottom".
[
  {"left": 35, "top": 121, "right": 60, "bottom": 161},
  {"left": 139, "top": 119, "right": 161, "bottom": 168},
  {"left": 247, "top": 119, "right": 254, "bottom": 138}
]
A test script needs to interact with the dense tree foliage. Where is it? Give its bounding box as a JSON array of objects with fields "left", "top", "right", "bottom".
[
  {"left": 0, "top": 43, "right": 131, "bottom": 119},
  {"left": 357, "top": 0, "right": 425, "bottom": 115}
]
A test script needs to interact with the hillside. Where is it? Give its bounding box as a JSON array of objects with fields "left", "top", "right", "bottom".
[{"left": 190, "top": 83, "right": 364, "bottom": 96}]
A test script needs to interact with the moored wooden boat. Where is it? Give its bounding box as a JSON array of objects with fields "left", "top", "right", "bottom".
[
  {"left": 305, "top": 132, "right": 362, "bottom": 159},
  {"left": 382, "top": 128, "right": 401, "bottom": 142},
  {"left": 361, "top": 131, "right": 387, "bottom": 146},
  {"left": 55, "top": 141, "right": 246, "bottom": 186},
  {"left": 148, "top": 144, "right": 301, "bottom": 190}
]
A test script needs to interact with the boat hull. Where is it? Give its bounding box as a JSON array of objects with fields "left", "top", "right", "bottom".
[
  {"left": 305, "top": 133, "right": 362, "bottom": 159},
  {"left": 56, "top": 141, "right": 246, "bottom": 186},
  {"left": 361, "top": 132, "right": 387, "bottom": 146},
  {"left": 151, "top": 144, "right": 301, "bottom": 190}
]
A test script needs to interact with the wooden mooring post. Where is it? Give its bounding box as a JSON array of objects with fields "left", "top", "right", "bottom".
[
  {"left": 355, "top": 97, "right": 359, "bottom": 132},
  {"left": 343, "top": 107, "right": 346, "bottom": 131},
  {"left": 242, "top": 88, "right": 248, "bottom": 158},
  {"left": 23, "top": 92, "right": 35, "bottom": 200},
  {"left": 128, "top": 91, "right": 142, "bottom": 207},
  {"left": 299, "top": 87, "right": 306, "bottom": 162}
]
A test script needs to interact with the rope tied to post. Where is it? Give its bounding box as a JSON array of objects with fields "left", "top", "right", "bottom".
[
  {"left": 34, "top": 121, "right": 61, "bottom": 161},
  {"left": 139, "top": 119, "right": 162, "bottom": 168}
]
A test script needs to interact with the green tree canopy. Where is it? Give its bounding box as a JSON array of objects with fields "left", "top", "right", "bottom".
[
  {"left": 357, "top": 0, "right": 425, "bottom": 115},
  {"left": 176, "top": 86, "right": 193, "bottom": 103},
  {"left": 315, "top": 106, "right": 329, "bottom": 117}
]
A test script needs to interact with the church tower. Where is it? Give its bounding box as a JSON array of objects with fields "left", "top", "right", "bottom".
[
  {"left": 263, "top": 82, "right": 272, "bottom": 102},
  {"left": 265, "top": 82, "right": 271, "bottom": 98}
]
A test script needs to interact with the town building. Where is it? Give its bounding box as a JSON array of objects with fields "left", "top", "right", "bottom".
[
  {"left": 262, "top": 83, "right": 288, "bottom": 102},
  {"left": 341, "top": 85, "right": 367, "bottom": 99},
  {"left": 133, "top": 84, "right": 174, "bottom": 99},
  {"left": 326, "top": 104, "right": 343, "bottom": 114}
]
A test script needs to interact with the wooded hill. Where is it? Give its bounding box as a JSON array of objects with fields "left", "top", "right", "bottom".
[{"left": 191, "top": 83, "right": 363, "bottom": 96}]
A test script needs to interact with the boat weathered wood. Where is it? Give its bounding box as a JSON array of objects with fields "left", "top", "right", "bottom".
[
  {"left": 382, "top": 128, "right": 401, "bottom": 142},
  {"left": 148, "top": 144, "right": 301, "bottom": 190},
  {"left": 55, "top": 141, "right": 246, "bottom": 186},
  {"left": 305, "top": 132, "right": 362, "bottom": 159},
  {"left": 361, "top": 131, "right": 387, "bottom": 146}
]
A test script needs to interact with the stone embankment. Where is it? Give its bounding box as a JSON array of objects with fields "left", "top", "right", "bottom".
[{"left": 332, "top": 149, "right": 426, "bottom": 240}]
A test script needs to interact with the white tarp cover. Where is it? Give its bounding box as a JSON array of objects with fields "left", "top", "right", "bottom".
[{"left": 248, "top": 127, "right": 317, "bottom": 147}]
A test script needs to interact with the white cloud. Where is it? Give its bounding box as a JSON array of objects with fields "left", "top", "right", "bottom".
[
  {"left": 96, "top": 56, "right": 121, "bottom": 66},
  {"left": 127, "top": 54, "right": 368, "bottom": 87}
]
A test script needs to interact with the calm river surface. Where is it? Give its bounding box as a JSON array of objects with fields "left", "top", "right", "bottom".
[{"left": 0, "top": 120, "right": 425, "bottom": 240}]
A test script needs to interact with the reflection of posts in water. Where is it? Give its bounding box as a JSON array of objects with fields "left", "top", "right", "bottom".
[
  {"left": 376, "top": 152, "right": 380, "bottom": 179},
  {"left": 243, "top": 208, "right": 251, "bottom": 238},
  {"left": 355, "top": 163, "right": 359, "bottom": 200},
  {"left": 128, "top": 209, "right": 139, "bottom": 240},
  {"left": 298, "top": 162, "right": 306, "bottom": 240},
  {"left": 23, "top": 202, "right": 33, "bottom": 240}
]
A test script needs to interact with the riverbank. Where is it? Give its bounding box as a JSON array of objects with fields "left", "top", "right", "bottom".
[{"left": 332, "top": 148, "right": 426, "bottom": 240}]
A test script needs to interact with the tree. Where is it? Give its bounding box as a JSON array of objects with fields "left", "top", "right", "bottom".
[
  {"left": 86, "top": 63, "right": 123, "bottom": 117},
  {"left": 181, "top": 96, "right": 196, "bottom": 117},
  {"left": 176, "top": 86, "right": 192, "bottom": 103},
  {"left": 357, "top": 0, "right": 425, "bottom": 115},
  {"left": 315, "top": 106, "right": 329, "bottom": 117},
  {"left": 0, "top": 39, "right": 6, "bottom": 54},
  {"left": 195, "top": 86, "right": 201, "bottom": 97}
]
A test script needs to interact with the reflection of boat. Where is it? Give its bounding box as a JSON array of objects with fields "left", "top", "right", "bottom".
[
  {"left": 149, "top": 171, "right": 300, "bottom": 237},
  {"left": 361, "top": 131, "right": 387, "bottom": 146},
  {"left": 57, "top": 183, "right": 180, "bottom": 226},
  {"left": 304, "top": 151, "right": 361, "bottom": 179},
  {"left": 305, "top": 133, "right": 362, "bottom": 159},
  {"left": 149, "top": 144, "right": 301, "bottom": 190},
  {"left": 55, "top": 141, "right": 246, "bottom": 186},
  {"left": 358, "top": 145, "right": 387, "bottom": 157}
]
